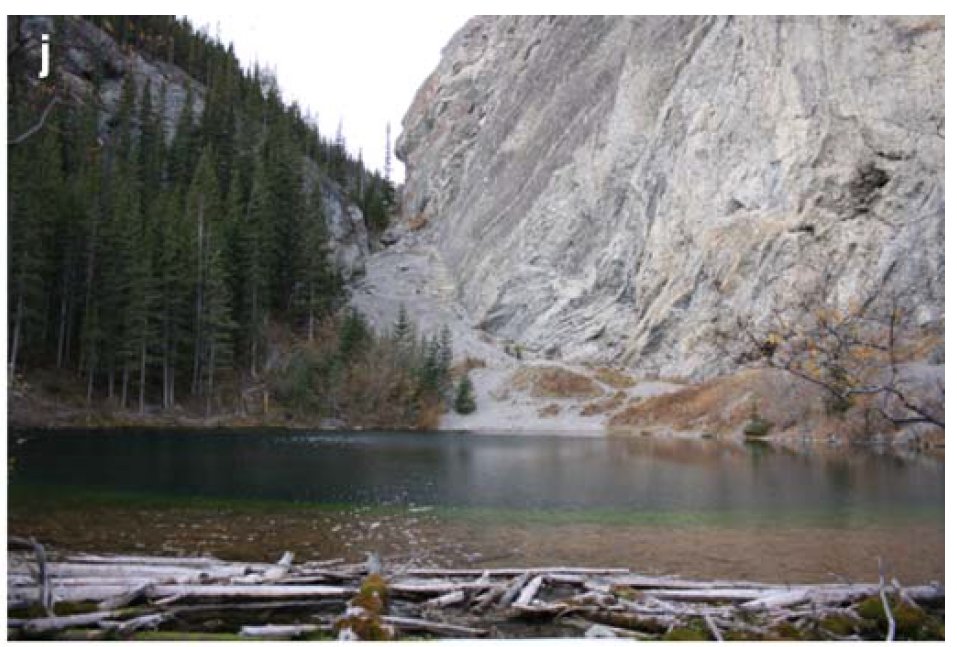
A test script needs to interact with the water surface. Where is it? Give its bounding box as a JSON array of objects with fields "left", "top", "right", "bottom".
[{"left": 8, "top": 428, "right": 944, "bottom": 583}]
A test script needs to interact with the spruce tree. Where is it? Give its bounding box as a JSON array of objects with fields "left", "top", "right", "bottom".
[
  {"left": 438, "top": 324, "right": 453, "bottom": 394},
  {"left": 186, "top": 146, "right": 222, "bottom": 395},
  {"left": 238, "top": 159, "right": 271, "bottom": 375},
  {"left": 454, "top": 375, "right": 477, "bottom": 414}
]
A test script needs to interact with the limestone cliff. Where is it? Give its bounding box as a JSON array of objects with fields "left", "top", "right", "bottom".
[{"left": 397, "top": 16, "right": 944, "bottom": 378}]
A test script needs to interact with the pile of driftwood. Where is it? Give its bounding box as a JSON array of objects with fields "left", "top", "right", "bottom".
[{"left": 7, "top": 538, "right": 945, "bottom": 640}]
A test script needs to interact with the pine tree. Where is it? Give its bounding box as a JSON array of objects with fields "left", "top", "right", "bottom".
[
  {"left": 265, "top": 121, "right": 305, "bottom": 313},
  {"left": 237, "top": 159, "right": 271, "bottom": 375},
  {"left": 295, "top": 185, "right": 337, "bottom": 340},
  {"left": 339, "top": 309, "right": 368, "bottom": 359},
  {"left": 454, "top": 375, "right": 477, "bottom": 414},
  {"left": 383, "top": 122, "right": 392, "bottom": 183},
  {"left": 8, "top": 97, "right": 62, "bottom": 375},
  {"left": 155, "top": 188, "right": 192, "bottom": 409},
  {"left": 418, "top": 333, "right": 442, "bottom": 396},
  {"left": 169, "top": 85, "right": 197, "bottom": 187},
  {"left": 138, "top": 80, "right": 164, "bottom": 207},
  {"left": 393, "top": 304, "right": 413, "bottom": 345},
  {"left": 202, "top": 244, "right": 235, "bottom": 416},
  {"left": 438, "top": 325, "right": 453, "bottom": 395},
  {"left": 186, "top": 146, "right": 223, "bottom": 396}
]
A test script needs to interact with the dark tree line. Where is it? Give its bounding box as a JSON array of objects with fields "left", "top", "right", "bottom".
[{"left": 8, "top": 15, "right": 396, "bottom": 415}]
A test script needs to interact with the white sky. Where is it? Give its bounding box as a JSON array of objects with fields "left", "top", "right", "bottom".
[{"left": 185, "top": 11, "right": 473, "bottom": 184}]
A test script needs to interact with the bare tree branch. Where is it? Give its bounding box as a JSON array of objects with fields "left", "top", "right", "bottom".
[
  {"left": 728, "top": 279, "right": 943, "bottom": 431},
  {"left": 8, "top": 95, "right": 59, "bottom": 146}
]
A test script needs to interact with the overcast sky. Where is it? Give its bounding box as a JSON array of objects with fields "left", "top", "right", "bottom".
[{"left": 185, "top": 12, "right": 473, "bottom": 183}]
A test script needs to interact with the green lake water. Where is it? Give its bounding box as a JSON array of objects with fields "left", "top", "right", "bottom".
[{"left": 8, "top": 428, "right": 944, "bottom": 583}]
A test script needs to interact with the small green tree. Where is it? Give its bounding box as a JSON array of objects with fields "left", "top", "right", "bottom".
[
  {"left": 454, "top": 375, "right": 477, "bottom": 414},
  {"left": 339, "top": 308, "right": 369, "bottom": 359}
]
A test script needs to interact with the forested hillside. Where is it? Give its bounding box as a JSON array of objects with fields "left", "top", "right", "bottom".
[{"left": 8, "top": 16, "right": 455, "bottom": 427}]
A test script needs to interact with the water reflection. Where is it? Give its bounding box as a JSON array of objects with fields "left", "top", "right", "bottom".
[{"left": 9, "top": 429, "right": 944, "bottom": 524}]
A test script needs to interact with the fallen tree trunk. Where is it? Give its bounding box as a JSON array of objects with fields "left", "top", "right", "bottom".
[
  {"left": 407, "top": 566, "right": 630, "bottom": 577},
  {"left": 381, "top": 615, "right": 489, "bottom": 637},
  {"left": 513, "top": 574, "right": 544, "bottom": 607},
  {"left": 7, "top": 546, "right": 945, "bottom": 641},
  {"left": 10, "top": 582, "right": 356, "bottom": 605},
  {"left": 239, "top": 623, "right": 328, "bottom": 638}
]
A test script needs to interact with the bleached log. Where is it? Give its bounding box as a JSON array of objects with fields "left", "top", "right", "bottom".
[
  {"left": 471, "top": 584, "right": 506, "bottom": 612},
  {"left": 561, "top": 617, "right": 650, "bottom": 639},
  {"left": 877, "top": 558, "right": 895, "bottom": 642},
  {"left": 641, "top": 587, "right": 785, "bottom": 602},
  {"left": 808, "top": 585, "right": 881, "bottom": 605},
  {"left": 153, "top": 593, "right": 185, "bottom": 606},
  {"left": 578, "top": 608, "right": 671, "bottom": 634},
  {"left": 741, "top": 588, "right": 810, "bottom": 611},
  {"left": 380, "top": 615, "right": 488, "bottom": 637},
  {"left": 510, "top": 601, "right": 569, "bottom": 616},
  {"left": 232, "top": 551, "right": 294, "bottom": 584},
  {"left": 16, "top": 577, "right": 158, "bottom": 587},
  {"left": 609, "top": 574, "right": 769, "bottom": 590},
  {"left": 569, "top": 590, "right": 617, "bottom": 607},
  {"left": 583, "top": 578, "right": 612, "bottom": 594},
  {"left": 498, "top": 572, "right": 532, "bottom": 607},
  {"left": 12, "top": 583, "right": 355, "bottom": 604},
  {"left": 23, "top": 610, "right": 116, "bottom": 635},
  {"left": 65, "top": 554, "right": 234, "bottom": 567},
  {"left": 544, "top": 573, "right": 586, "bottom": 584},
  {"left": 902, "top": 584, "right": 945, "bottom": 603},
  {"left": 423, "top": 589, "right": 466, "bottom": 608},
  {"left": 44, "top": 562, "right": 249, "bottom": 581},
  {"left": 275, "top": 574, "right": 335, "bottom": 585},
  {"left": 98, "top": 582, "right": 154, "bottom": 611},
  {"left": 619, "top": 596, "right": 684, "bottom": 615},
  {"left": 31, "top": 538, "right": 53, "bottom": 616},
  {"left": 298, "top": 558, "right": 346, "bottom": 569},
  {"left": 149, "top": 583, "right": 355, "bottom": 600},
  {"left": 703, "top": 613, "right": 723, "bottom": 642},
  {"left": 285, "top": 569, "right": 356, "bottom": 582},
  {"left": 239, "top": 623, "right": 326, "bottom": 638},
  {"left": 406, "top": 566, "right": 629, "bottom": 577},
  {"left": 390, "top": 579, "right": 490, "bottom": 595},
  {"left": 8, "top": 574, "right": 36, "bottom": 587},
  {"left": 102, "top": 612, "right": 171, "bottom": 635},
  {"left": 10, "top": 584, "right": 132, "bottom": 605},
  {"left": 514, "top": 574, "right": 545, "bottom": 607}
]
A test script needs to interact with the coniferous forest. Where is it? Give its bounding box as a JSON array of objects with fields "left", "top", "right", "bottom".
[{"left": 8, "top": 15, "right": 454, "bottom": 427}]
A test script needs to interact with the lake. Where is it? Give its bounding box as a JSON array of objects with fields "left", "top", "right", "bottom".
[{"left": 8, "top": 428, "right": 944, "bottom": 584}]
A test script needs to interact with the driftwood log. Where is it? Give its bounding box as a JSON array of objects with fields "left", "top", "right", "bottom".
[{"left": 6, "top": 539, "right": 945, "bottom": 640}]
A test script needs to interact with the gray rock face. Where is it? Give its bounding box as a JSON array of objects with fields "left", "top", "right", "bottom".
[
  {"left": 20, "top": 16, "right": 207, "bottom": 141},
  {"left": 303, "top": 163, "right": 371, "bottom": 280},
  {"left": 397, "top": 16, "right": 944, "bottom": 378}
]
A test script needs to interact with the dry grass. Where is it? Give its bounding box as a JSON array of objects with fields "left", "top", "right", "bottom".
[
  {"left": 592, "top": 367, "right": 637, "bottom": 389},
  {"left": 407, "top": 213, "right": 430, "bottom": 231},
  {"left": 580, "top": 391, "right": 627, "bottom": 417},
  {"left": 451, "top": 356, "right": 487, "bottom": 380},
  {"left": 605, "top": 367, "right": 926, "bottom": 444},
  {"left": 510, "top": 366, "right": 602, "bottom": 399},
  {"left": 607, "top": 369, "right": 823, "bottom": 435},
  {"left": 537, "top": 403, "right": 561, "bottom": 418},
  {"left": 415, "top": 397, "right": 445, "bottom": 430}
]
